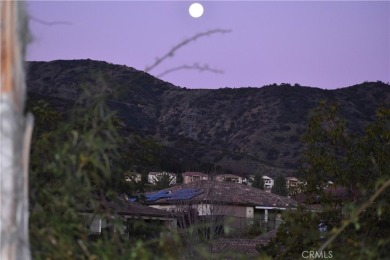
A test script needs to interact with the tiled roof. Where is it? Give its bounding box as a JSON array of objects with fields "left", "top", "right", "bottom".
[
  {"left": 254, "top": 228, "right": 278, "bottom": 243},
  {"left": 210, "top": 229, "right": 277, "bottom": 257},
  {"left": 216, "top": 174, "right": 241, "bottom": 178},
  {"left": 210, "top": 238, "right": 260, "bottom": 256},
  {"left": 182, "top": 171, "right": 208, "bottom": 177},
  {"left": 146, "top": 180, "right": 298, "bottom": 208},
  {"left": 122, "top": 201, "right": 173, "bottom": 218},
  {"left": 80, "top": 196, "right": 173, "bottom": 218}
]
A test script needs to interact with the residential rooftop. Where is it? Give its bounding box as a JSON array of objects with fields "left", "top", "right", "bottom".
[
  {"left": 210, "top": 229, "right": 278, "bottom": 257},
  {"left": 80, "top": 196, "right": 172, "bottom": 218},
  {"left": 182, "top": 171, "right": 208, "bottom": 177},
  {"left": 145, "top": 180, "right": 298, "bottom": 208}
]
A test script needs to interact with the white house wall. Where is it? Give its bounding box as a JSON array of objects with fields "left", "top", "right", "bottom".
[{"left": 246, "top": 207, "right": 254, "bottom": 218}]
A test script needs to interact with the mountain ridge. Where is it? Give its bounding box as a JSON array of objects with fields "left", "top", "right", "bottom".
[{"left": 26, "top": 59, "right": 390, "bottom": 176}]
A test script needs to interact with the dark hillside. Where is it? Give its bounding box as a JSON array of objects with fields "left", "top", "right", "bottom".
[{"left": 26, "top": 60, "right": 390, "bottom": 176}]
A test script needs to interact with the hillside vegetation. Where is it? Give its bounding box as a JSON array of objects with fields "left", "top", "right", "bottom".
[{"left": 26, "top": 59, "right": 390, "bottom": 176}]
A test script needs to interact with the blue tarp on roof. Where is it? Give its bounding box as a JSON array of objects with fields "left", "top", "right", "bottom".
[
  {"left": 129, "top": 188, "right": 203, "bottom": 203},
  {"left": 167, "top": 188, "right": 203, "bottom": 200},
  {"left": 146, "top": 190, "right": 172, "bottom": 202}
]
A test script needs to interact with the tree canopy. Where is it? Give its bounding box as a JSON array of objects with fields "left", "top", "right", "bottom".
[
  {"left": 264, "top": 102, "right": 390, "bottom": 259},
  {"left": 153, "top": 172, "right": 176, "bottom": 190},
  {"left": 272, "top": 176, "right": 287, "bottom": 196},
  {"left": 27, "top": 89, "right": 180, "bottom": 259},
  {"left": 252, "top": 174, "right": 264, "bottom": 190}
]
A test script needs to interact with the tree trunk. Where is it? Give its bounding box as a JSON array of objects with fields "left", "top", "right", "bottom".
[{"left": 1, "top": 1, "right": 32, "bottom": 259}]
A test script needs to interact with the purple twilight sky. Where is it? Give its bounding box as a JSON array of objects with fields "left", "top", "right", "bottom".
[{"left": 26, "top": 1, "right": 389, "bottom": 89}]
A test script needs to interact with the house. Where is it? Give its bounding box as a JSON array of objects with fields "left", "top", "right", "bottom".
[
  {"left": 286, "top": 177, "right": 306, "bottom": 195},
  {"left": 262, "top": 175, "right": 274, "bottom": 190},
  {"left": 215, "top": 174, "right": 243, "bottom": 184},
  {"left": 242, "top": 175, "right": 253, "bottom": 185},
  {"left": 244, "top": 175, "right": 273, "bottom": 191},
  {"left": 144, "top": 180, "right": 298, "bottom": 234},
  {"left": 79, "top": 196, "right": 177, "bottom": 239},
  {"left": 286, "top": 177, "right": 299, "bottom": 189},
  {"left": 286, "top": 177, "right": 301, "bottom": 191},
  {"left": 182, "top": 171, "right": 209, "bottom": 184},
  {"left": 125, "top": 172, "right": 142, "bottom": 183},
  {"left": 148, "top": 171, "right": 177, "bottom": 185}
]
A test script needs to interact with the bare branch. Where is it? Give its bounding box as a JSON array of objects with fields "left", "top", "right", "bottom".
[
  {"left": 157, "top": 63, "right": 224, "bottom": 78},
  {"left": 29, "top": 16, "right": 72, "bottom": 26},
  {"left": 145, "top": 28, "right": 232, "bottom": 73}
]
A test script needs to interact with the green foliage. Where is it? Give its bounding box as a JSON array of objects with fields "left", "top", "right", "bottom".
[
  {"left": 252, "top": 174, "right": 264, "bottom": 190},
  {"left": 28, "top": 89, "right": 183, "bottom": 259},
  {"left": 300, "top": 101, "right": 349, "bottom": 195},
  {"left": 123, "top": 134, "right": 164, "bottom": 173},
  {"left": 263, "top": 207, "right": 340, "bottom": 259},
  {"left": 176, "top": 172, "right": 183, "bottom": 184},
  {"left": 122, "top": 134, "right": 187, "bottom": 176},
  {"left": 272, "top": 176, "right": 287, "bottom": 196},
  {"left": 244, "top": 223, "right": 265, "bottom": 238},
  {"left": 27, "top": 99, "right": 62, "bottom": 134},
  {"left": 123, "top": 172, "right": 146, "bottom": 194},
  {"left": 265, "top": 102, "right": 390, "bottom": 259},
  {"left": 153, "top": 172, "right": 176, "bottom": 190},
  {"left": 29, "top": 89, "right": 123, "bottom": 257}
]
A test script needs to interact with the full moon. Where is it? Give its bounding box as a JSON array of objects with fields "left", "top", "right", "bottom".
[{"left": 189, "top": 3, "right": 204, "bottom": 18}]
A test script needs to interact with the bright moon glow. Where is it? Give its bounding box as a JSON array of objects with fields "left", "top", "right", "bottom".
[{"left": 189, "top": 3, "right": 204, "bottom": 18}]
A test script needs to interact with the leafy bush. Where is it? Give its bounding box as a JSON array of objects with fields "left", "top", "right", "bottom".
[
  {"left": 28, "top": 87, "right": 182, "bottom": 259},
  {"left": 264, "top": 102, "right": 390, "bottom": 259}
]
